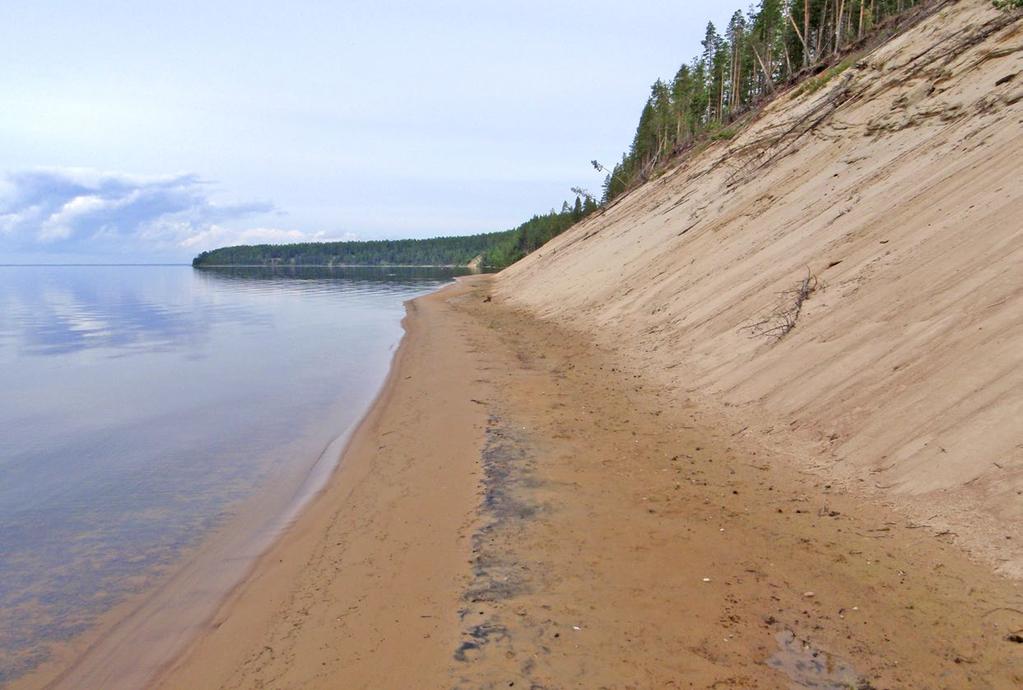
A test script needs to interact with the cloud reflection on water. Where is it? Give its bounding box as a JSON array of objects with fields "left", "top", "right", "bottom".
[{"left": 0, "top": 265, "right": 460, "bottom": 683}]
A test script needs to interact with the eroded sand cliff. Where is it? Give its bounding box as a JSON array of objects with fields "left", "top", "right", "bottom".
[{"left": 498, "top": 0, "right": 1023, "bottom": 576}]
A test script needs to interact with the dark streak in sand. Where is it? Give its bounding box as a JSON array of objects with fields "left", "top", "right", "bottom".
[{"left": 453, "top": 415, "right": 548, "bottom": 688}]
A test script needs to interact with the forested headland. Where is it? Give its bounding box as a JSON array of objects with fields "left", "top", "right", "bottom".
[
  {"left": 195, "top": 0, "right": 983, "bottom": 270},
  {"left": 192, "top": 196, "right": 600, "bottom": 268},
  {"left": 192, "top": 231, "right": 515, "bottom": 268}
]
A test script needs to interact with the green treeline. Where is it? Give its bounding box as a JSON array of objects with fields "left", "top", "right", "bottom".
[
  {"left": 602, "top": 0, "right": 926, "bottom": 202},
  {"left": 193, "top": 195, "right": 599, "bottom": 268},
  {"left": 191, "top": 232, "right": 517, "bottom": 268},
  {"left": 485, "top": 196, "right": 599, "bottom": 266}
]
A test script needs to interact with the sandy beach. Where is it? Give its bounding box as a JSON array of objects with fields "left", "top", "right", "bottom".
[
  {"left": 7, "top": 1, "right": 1021, "bottom": 688},
  {"left": 150, "top": 276, "right": 1021, "bottom": 689},
  {"left": 153, "top": 278, "right": 491, "bottom": 689}
]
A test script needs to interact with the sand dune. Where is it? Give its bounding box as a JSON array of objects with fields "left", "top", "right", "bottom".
[{"left": 498, "top": 0, "right": 1023, "bottom": 576}]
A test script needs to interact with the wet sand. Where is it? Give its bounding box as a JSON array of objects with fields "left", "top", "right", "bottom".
[{"left": 154, "top": 275, "right": 1022, "bottom": 689}]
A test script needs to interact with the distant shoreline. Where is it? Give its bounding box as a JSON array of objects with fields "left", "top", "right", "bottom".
[
  {"left": 0, "top": 263, "right": 479, "bottom": 268},
  {"left": 0, "top": 263, "right": 192, "bottom": 267},
  {"left": 193, "top": 263, "right": 479, "bottom": 268}
]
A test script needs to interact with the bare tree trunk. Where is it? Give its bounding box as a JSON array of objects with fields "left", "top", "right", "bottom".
[
  {"left": 732, "top": 35, "right": 743, "bottom": 111},
  {"left": 835, "top": 0, "right": 846, "bottom": 54},
  {"left": 804, "top": 0, "right": 811, "bottom": 66},
  {"left": 729, "top": 44, "right": 735, "bottom": 113},
  {"left": 788, "top": 11, "right": 809, "bottom": 67},
  {"left": 718, "top": 64, "right": 725, "bottom": 123},
  {"left": 818, "top": 1, "right": 829, "bottom": 56},
  {"left": 751, "top": 44, "right": 775, "bottom": 93}
]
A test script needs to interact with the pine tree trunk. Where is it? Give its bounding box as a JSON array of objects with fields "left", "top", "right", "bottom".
[
  {"left": 718, "top": 64, "right": 725, "bottom": 123},
  {"left": 804, "top": 0, "right": 811, "bottom": 66},
  {"left": 818, "top": 2, "right": 829, "bottom": 57},
  {"left": 835, "top": 0, "right": 846, "bottom": 54}
]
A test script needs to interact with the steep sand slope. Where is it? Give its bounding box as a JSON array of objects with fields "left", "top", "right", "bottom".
[
  {"left": 154, "top": 278, "right": 1023, "bottom": 689},
  {"left": 498, "top": 0, "right": 1023, "bottom": 575}
]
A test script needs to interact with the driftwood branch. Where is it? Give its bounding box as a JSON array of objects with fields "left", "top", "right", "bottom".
[{"left": 743, "top": 270, "right": 820, "bottom": 340}]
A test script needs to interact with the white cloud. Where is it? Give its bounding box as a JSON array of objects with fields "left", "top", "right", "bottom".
[
  {"left": 40, "top": 194, "right": 111, "bottom": 241},
  {"left": 0, "top": 167, "right": 316, "bottom": 260},
  {"left": 178, "top": 224, "right": 350, "bottom": 249},
  {"left": 0, "top": 177, "right": 15, "bottom": 205},
  {"left": 1, "top": 204, "right": 43, "bottom": 236}
]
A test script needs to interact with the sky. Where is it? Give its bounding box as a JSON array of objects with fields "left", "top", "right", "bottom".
[{"left": 0, "top": 1, "right": 734, "bottom": 263}]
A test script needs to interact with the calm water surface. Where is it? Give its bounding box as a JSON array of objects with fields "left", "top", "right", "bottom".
[{"left": 0, "top": 265, "right": 463, "bottom": 683}]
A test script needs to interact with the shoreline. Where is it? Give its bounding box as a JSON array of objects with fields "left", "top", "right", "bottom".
[
  {"left": 157, "top": 275, "right": 1022, "bottom": 688},
  {"left": 153, "top": 276, "right": 492, "bottom": 689},
  {"left": 191, "top": 264, "right": 485, "bottom": 269},
  {"left": 8, "top": 286, "right": 425, "bottom": 690}
]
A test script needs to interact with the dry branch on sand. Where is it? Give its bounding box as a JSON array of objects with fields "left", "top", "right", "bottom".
[{"left": 743, "top": 270, "right": 820, "bottom": 341}]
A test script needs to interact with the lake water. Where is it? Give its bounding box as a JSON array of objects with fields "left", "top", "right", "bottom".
[{"left": 0, "top": 265, "right": 463, "bottom": 685}]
